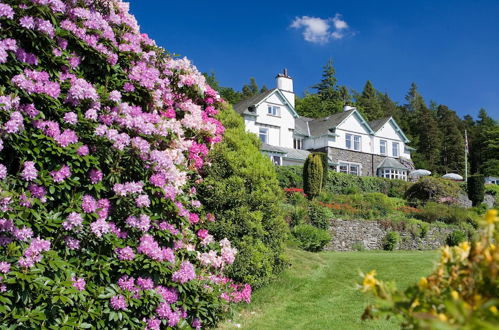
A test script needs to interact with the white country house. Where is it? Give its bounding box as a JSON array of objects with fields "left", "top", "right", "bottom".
[{"left": 234, "top": 70, "right": 415, "bottom": 180}]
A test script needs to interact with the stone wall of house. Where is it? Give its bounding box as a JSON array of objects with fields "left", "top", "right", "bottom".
[{"left": 326, "top": 219, "right": 455, "bottom": 251}]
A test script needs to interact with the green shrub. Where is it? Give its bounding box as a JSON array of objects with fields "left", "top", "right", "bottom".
[
  {"left": 415, "top": 202, "right": 479, "bottom": 226},
  {"left": 468, "top": 174, "right": 485, "bottom": 206},
  {"left": 288, "top": 190, "right": 309, "bottom": 207},
  {"left": 446, "top": 230, "right": 467, "bottom": 247},
  {"left": 308, "top": 201, "right": 330, "bottom": 230},
  {"left": 199, "top": 106, "right": 288, "bottom": 288},
  {"left": 292, "top": 224, "right": 331, "bottom": 252},
  {"left": 330, "top": 193, "right": 404, "bottom": 219},
  {"left": 290, "top": 205, "right": 309, "bottom": 228},
  {"left": 316, "top": 152, "right": 328, "bottom": 188},
  {"left": 405, "top": 176, "right": 461, "bottom": 204},
  {"left": 276, "top": 165, "right": 303, "bottom": 188},
  {"left": 303, "top": 154, "right": 324, "bottom": 199},
  {"left": 383, "top": 231, "right": 400, "bottom": 251}
]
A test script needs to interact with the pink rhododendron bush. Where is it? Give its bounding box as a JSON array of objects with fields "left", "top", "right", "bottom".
[{"left": 0, "top": 0, "right": 250, "bottom": 328}]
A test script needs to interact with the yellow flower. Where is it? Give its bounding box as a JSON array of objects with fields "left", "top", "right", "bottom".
[
  {"left": 410, "top": 298, "right": 420, "bottom": 309},
  {"left": 451, "top": 290, "right": 459, "bottom": 300},
  {"left": 490, "top": 306, "right": 498, "bottom": 315},
  {"left": 485, "top": 209, "right": 498, "bottom": 224},
  {"left": 457, "top": 241, "right": 471, "bottom": 260},
  {"left": 441, "top": 246, "right": 452, "bottom": 263},
  {"left": 418, "top": 277, "right": 428, "bottom": 289},
  {"left": 362, "top": 270, "right": 378, "bottom": 292},
  {"left": 438, "top": 313, "right": 448, "bottom": 322}
]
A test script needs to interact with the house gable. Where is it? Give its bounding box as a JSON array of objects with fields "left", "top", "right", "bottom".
[
  {"left": 374, "top": 118, "right": 410, "bottom": 143},
  {"left": 335, "top": 110, "right": 374, "bottom": 135},
  {"left": 254, "top": 89, "right": 298, "bottom": 118}
]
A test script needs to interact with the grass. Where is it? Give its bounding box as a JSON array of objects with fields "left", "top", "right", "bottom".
[{"left": 218, "top": 247, "right": 438, "bottom": 330}]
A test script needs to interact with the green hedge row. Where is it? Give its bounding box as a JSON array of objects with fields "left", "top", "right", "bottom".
[{"left": 276, "top": 165, "right": 411, "bottom": 198}]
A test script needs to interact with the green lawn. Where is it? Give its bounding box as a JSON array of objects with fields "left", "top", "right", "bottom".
[{"left": 218, "top": 248, "right": 438, "bottom": 330}]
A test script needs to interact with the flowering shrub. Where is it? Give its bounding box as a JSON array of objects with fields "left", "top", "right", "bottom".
[
  {"left": 0, "top": 0, "right": 249, "bottom": 328},
  {"left": 360, "top": 209, "right": 499, "bottom": 328}
]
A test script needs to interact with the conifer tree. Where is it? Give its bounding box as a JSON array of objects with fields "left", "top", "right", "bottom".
[
  {"left": 303, "top": 154, "right": 324, "bottom": 199},
  {"left": 413, "top": 106, "right": 442, "bottom": 172},
  {"left": 437, "top": 105, "right": 465, "bottom": 174},
  {"left": 356, "top": 80, "right": 383, "bottom": 121}
]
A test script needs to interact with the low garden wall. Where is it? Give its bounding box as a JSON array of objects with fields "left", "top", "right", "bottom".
[{"left": 327, "top": 219, "right": 455, "bottom": 251}]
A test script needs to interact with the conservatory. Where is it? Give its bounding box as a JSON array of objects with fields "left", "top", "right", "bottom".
[{"left": 377, "top": 158, "right": 409, "bottom": 181}]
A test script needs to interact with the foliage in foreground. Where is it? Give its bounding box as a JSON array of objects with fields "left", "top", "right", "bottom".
[
  {"left": 361, "top": 209, "right": 499, "bottom": 329},
  {"left": 0, "top": 1, "right": 249, "bottom": 328},
  {"left": 198, "top": 105, "right": 288, "bottom": 289}
]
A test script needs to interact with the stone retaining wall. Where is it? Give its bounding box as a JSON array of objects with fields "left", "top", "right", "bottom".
[{"left": 326, "top": 219, "right": 455, "bottom": 251}]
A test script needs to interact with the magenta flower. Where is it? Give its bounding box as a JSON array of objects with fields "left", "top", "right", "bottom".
[
  {"left": 172, "top": 261, "right": 196, "bottom": 284},
  {"left": 110, "top": 295, "right": 127, "bottom": 310},
  {"left": 0, "top": 262, "right": 11, "bottom": 274},
  {"left": 115, "top": 246, "right": 135, "bottom": 261},
  {"left": 21, "top": 161, "right": 38, "bottom": 181},
  {"left": 89, "top": 168, "right": 103, "bottom": 184},
  {"left": 0, "top": 164, "right": 7, "bottom": 180},
  {"left": 71, "top": 277, "right": 86, "bottom": 291}
]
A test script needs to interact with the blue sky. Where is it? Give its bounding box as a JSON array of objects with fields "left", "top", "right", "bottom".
[{"left": 130, "top": 0, "right": 499, "bottom": 119}]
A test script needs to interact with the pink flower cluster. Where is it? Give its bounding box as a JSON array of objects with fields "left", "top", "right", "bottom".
[
  {"left": 18, "top": 237, "right": 51, "bottom": 268},
  {"left": 50, "top": 165, "right": 71, "bottom": 182},
  {"left": 113, "top": 181, "right": 144, "bottom": 196},
  {"left": 137, "top": 234, "right": 175, "bottom": 262},
  {"left": 21, "top": 161, "right": 38, "bottom": 181},
  {"left": 12, "top": 69, "right": 61, "bottom": 98},
  {"left": 172, "top": 261, "right": 196, "bottom": 284}
]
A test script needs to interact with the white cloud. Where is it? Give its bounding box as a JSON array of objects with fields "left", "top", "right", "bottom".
[{"left": 290, "top": 14, "right": 354, "bottom": 44}]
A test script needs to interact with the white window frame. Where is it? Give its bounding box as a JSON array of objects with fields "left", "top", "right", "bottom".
[
  {"left": 346, "top": 134, "right": 361, "bottom": 151},
  {"left": 392, "top": 142, "right": 399, "bottom": 157},
  {"left": 379, "top": 168, "right": 408, "bottom": 181},
  {"left": 267, "top": 105, "right": 280, "bottom": 117},
  {"left": 259, "top": 127, "right": 268, "bottom": 144},
  {"left": 337, "top": 161, "right": 362, "bottom": 176},
  {"left": 353, "top": 135, "right": 361, "bottom": 151},
  {"left": 380, "top": 140, "right": 387, "bottom": 155}
]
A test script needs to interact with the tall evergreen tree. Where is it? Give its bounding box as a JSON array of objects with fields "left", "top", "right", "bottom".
[
  {"left": 242, "top": 77, "right": 259, "bottom": 98},
  {"left": 471, "top": 109, "right": 497, "bottom": 173},
  {"left": 355, "top": 80, "right": 383, "bottom": 121},
  {"left": 437, "top": 105, "right": 465, "bottom": 174},
  {"left": 313, "top": 58, "right": 338, "bottom": 101},
  {"left": 412, "top": 106, "right": 442, "bottom": 172}
]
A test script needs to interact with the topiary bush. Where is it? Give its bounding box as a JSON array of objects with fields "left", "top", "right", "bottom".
[
  {"left": 198, "top": 105, "right": 288, "bottom": 289},
  {"left": 0, "top": 1, "right": 250, "bottom": 328},
  {"left": 468, "top": 174, "right": 485, "bottom": 206},
  {"left": 316, "top": 151, "right": 328, "bottom": 189},
  {"left": 405, "top": 176, "right": 461, "bottom": 205},
  {"left": 382, "top": 231, "right": 400, "bottom": 251},
  {"left": 303, "top": 153, "right": 323, "bottom": 199},
  {"left": 292, "top": 224, "right": 331, "bottom": 252},
  {"left": 445, "top": 230, "right": 467, "bottom": 247}
]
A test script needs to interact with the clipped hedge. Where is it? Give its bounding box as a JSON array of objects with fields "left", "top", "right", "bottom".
[
  {"left": 468, "top": 174, "right": 485, "bottom": 206},
  {"left": 276, "top": 165, "right": 410, "bottom": 198},
  {"left": 198, "top": 105, "right": 288, "bottom": 289}
]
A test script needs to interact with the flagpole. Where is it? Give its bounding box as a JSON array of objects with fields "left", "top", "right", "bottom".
[{"left": 464, "top": 129, "right": 468, "bottom": 182}]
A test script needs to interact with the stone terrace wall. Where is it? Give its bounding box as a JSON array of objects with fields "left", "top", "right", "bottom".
[{"left": 327, "top": 219, "right": 455, "bottom": 251}]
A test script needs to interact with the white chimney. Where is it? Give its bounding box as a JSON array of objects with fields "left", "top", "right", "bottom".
[
  {"left": 276, "top": 69, "right": 295, "bottom": 108},
  {"left": 343, "top": 105, "right": 356, "bottom": 112}
]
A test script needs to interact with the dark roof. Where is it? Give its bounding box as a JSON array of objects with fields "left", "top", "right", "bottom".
[
  {"left": 307, "top": 110, "right": 353, "bottom": 136},
  {"left": 369, "top": 117, "right": 391, "bottom": 132},
  {"left": 233, "top": 89, "right": 276, "bottom": 115},
  {"left": 377, "top": 157, "right": 408, "bottom": 170}
]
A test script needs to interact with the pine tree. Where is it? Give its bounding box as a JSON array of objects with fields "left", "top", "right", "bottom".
[
  {"left": 356, "top": 80, "right": 383, "bottom": 121},
  {"left": 242, "top": 77, "right": 259, "bottom": 98},
  {"left": 313, "top": 58, "right": 338, "bottom": 101},
  {"left": 437, "top": 105, "right": 465, "bottom": 174},
  {"left": 413, "top": 106, "right": 441, "bottom": 172}
]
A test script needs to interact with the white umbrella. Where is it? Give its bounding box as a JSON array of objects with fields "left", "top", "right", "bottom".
[
  {"left": 409, "top": 169, "right": 432, "bottom": 177},
  {"left": 442, "top": 173, "right": 463, "bottom": 181}
]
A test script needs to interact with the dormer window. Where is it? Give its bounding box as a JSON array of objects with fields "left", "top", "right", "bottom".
[{"left": 267, "top": 105, "right": 280, "bottom": 116}]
